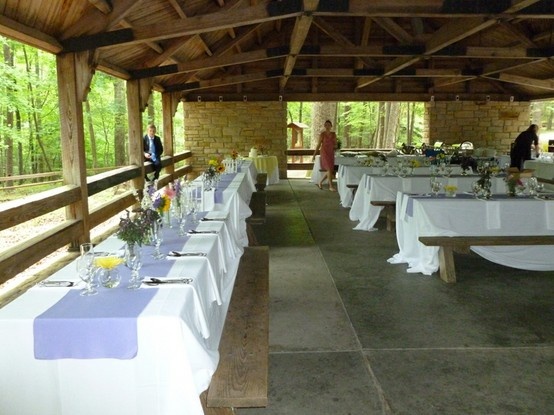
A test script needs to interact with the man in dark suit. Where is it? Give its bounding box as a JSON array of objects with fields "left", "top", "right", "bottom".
[{"left": 143, "top": 124, "right": 163, "bottom": 181}]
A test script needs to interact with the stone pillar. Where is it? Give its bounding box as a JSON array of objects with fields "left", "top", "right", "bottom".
[
  {"left": 183, "top": 101, "right": 288, "bottom": 178},
  {"left": 425, "top": 101, "right": 531, "bottom": 154}
]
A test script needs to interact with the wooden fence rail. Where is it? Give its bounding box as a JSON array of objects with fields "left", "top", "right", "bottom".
[{"left": 0, "top": 151, "right": 193, "bottom": 284}]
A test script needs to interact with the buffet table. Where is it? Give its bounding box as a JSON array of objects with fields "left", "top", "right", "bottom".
[
  {"left": 388, "top": 192, "right": 554, "bottom": 275},
  {"left": 249, "top": 155, "right": 279, "bottom": 185},
  {"left": 0, "top": 172, "right": 255, "bottom": 415},
  {"left": 349, "top": 174, "right": 505, "bottom": 231}
]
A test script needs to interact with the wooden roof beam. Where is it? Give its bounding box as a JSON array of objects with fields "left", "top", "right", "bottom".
[
  {"left": 372, "top": 17, "right": 414, "bottom": 44},
  {"left": 492, "top": 73, "right": 554, "bottom": 91},
  {"left": 62, "top": 0, "right": 144, "bottom": 39},
  {"left": 357, "top": 15, "right": 499, "bottom": 90},
  {"left": 0, "top": 15, "right": 62, "bottom": 54},
  {"left": 313, "top": 17, "right": 378, "bottom": 69},
  {"left": 280, "top": 11, "right": 315, "bottom": 90},
  {"left": 88, "top": 0, "right": 112, "bottom": 14}
]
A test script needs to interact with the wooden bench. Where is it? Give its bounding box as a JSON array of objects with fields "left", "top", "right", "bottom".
[
  {"left": 418, "top": 235, "right": 554, "bottom": 283},
  {"left": 203, "top": 246, "right": 269, "bottom": 414},
  {"left": 370, "top": 201, "right": 396, "bottom": 231},
  {"left": 346, "top": 184, "right": 358, "bottom": 197}
]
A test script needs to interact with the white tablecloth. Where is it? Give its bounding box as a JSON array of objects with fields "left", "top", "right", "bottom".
[
  {"left": 524, "top": 159, "right": 554, "bottom": 191},
  {"left": 248, "top": 156, "right": 279, "bottom": 185},
  {"left": 0, "top": 173, "right": 254, "bottom": 415},
  {"left": 349, "top": 174, "right": 505, "bottom": 231},
  {"left": 388, "top": 192, "right": 554, "bottom": 275}
]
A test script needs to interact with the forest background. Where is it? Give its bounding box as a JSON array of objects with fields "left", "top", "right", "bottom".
[{"left": 1, "top": 36, "right": 554, "bottom": 194}]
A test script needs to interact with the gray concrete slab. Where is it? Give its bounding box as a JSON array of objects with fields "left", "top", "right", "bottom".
[
  {"left": 364, "top": 347, "right": 554, "bottom": 414},
  {"left": 244, "top": 178, "right": 554, "bottom": 415},
  {"left": 239, "top": 351, "right": 385, "bottom": 415}
]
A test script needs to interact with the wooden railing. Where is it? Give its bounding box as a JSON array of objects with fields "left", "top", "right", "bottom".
[{"left": 0, "top": 151, "right": 193, "bottom": 284}]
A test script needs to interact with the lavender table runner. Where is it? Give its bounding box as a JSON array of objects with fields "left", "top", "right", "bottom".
[
  {"left": 192, "top": 173, "right": 237, "bottom": 204},
  {"left": 34, "top": 287, "right": 158, "bottom": 360}
]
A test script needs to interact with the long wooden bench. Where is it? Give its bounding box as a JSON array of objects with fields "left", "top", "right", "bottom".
[
  {"left": 203, "top": 245, "right": 269, "bottom": 414},
  {"left": 370, "top": 200, "right": 396, "bottom": 231},
  {"left": 418, "top": 235, "right": 554, "bottom": 283}
]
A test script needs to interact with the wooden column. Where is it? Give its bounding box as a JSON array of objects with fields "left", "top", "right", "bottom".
[
  {"left": 162, "top": 91, "right": 176, "bottom": 177},
  {"left": 56, "top": 52, "right": 91, "bottom": 248},
  {"left": 126, "top": 79, "right": 145, "bottom": 191}
]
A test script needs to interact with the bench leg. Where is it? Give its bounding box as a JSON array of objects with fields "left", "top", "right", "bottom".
[
  {"left": 438, "top": 246, "right": 456, "bottom": 283},
  {"left": 385, "top": 206, "right": 395, "bottom": 232}
]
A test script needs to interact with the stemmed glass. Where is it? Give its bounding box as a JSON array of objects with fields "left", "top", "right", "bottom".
[
  {"left": 151, "top": 219, "right": 165, "bottom": 260},
  {"left": 76, "top": 243, "right": 97, "bottom": 296},
  {"left": 126, "top": 247, "right": 143, "bottom": 289},
  {"left": 430, "top": 177, "right": 442, "bottom": 197}
]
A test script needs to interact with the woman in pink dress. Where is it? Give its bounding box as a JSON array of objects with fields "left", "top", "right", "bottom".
[{"left": 313, "top": 120, "right": 338, "bottom": 191}]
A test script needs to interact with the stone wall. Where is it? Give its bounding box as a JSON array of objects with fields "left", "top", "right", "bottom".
[
  {"left": 183, "top": 101, "right": 288, "bottom": 178},
  {"left": 424, "top": 101, "right": 531, "bottom": 154}
]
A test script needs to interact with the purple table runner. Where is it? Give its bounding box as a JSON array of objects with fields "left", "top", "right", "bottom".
[{"left": 34, "top": 287, "right": 158, "bottom": 360}]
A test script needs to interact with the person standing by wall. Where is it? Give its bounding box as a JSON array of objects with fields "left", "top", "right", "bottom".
[
  {"left": 313, "top": 120, "right": 338, "bottom": 191},
  {"left": 510, "top": 124, "right": 539, "bottom": 170},
  {"left": 143, "top": 124, "right": 164, "bottom": 181}
]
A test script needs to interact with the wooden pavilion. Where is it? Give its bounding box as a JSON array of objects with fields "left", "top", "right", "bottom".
[{"left": 1, "top": 0, "right": 554, "bottom": 283}]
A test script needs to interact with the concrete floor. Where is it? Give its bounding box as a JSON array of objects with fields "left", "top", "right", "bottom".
[{"left": 240, "top": 179, "right": 554, "bottom": 415}]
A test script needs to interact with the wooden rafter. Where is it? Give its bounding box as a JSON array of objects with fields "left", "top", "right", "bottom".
[{"left": 279, "top": 11, "right": 315, "bottom": 90}]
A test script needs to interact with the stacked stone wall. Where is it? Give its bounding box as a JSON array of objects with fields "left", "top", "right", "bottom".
[
  {"left": 424, "top": 101, "right": 531, "bottom": 155},
  {"left": 182, "top": 101, "right": 288, "bottom": 178}
]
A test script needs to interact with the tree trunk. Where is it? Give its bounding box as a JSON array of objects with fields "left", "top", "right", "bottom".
[
  {"left": 343, "top": 103, "right": 351, "bottom": 148},
  {"left": 113, "top": 79, "right": 126, "bottom": 166},
  {"left": 311, "top": 102, "right": 337, "bottom": 149},
  {"left": 23, "top": 46, "right": 52, "bottom": 173},
  {"left": 3, "top": 43, "right": 14, "bottom": 186},
  {"left": 84, "top": 100, "right": 97, "bottom": 169}
]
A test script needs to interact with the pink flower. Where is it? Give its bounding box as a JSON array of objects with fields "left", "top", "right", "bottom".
[{"left": 163, "top": 186, "right": 176, "bottom": 199}]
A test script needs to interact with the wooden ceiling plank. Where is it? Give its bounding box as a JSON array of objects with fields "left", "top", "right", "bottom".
[
  {"left": 167, "top": 0, "right": 188, "bottom": 19},
  {"left": 0, "top": 15, "right": 62, "bottom": 54},
  {"left": 119, "top": 19, "right": 163, "bottom": 54},
  {"left": 132, "top": 1, "right": 294, "bottom": 44},
  {"left": 62, "top": 0, "right": 146, "bottom": 39}
]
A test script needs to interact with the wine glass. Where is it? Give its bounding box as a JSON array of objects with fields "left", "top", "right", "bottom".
[
  {"left": 151, "top": 220, "right": 165, "bottom": 260},
  {"left": 430, "top": 177, "right": 442, "bottom": 197},
  {"left": 76, "top": 254, "right": 98, "bottom": 296},
  {"left": 126, "top": 247, "right": 143, "bottom": 289}
]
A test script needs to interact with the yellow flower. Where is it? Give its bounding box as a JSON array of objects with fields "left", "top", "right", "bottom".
[
  {"left": 95, "top": 256, "right": 124, "bottom": 270},
  {"left": 444, "top": 185, "right": 458, "bottom": 192},
  {"left": 410, "top": 160, "right": 421, "bottom": 168},
  {"left": 217, "top": 164, "right": 225, "bottom": 173},
  {"left": 161, "top": 195, "right": 171, "bottom": 212}
]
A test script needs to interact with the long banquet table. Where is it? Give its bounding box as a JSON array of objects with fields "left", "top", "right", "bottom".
[
  {"left": 0, "top": 168, "right": 256, "bottom": 415},
  {"left": 338, "top": 164, "right": 465, "bottom": 208},
  {"left": 388, "top": 192, "right": 554, "bottom": 275},
  {"left": 349, "top": 173, "right": 504, "bottom": 231}
]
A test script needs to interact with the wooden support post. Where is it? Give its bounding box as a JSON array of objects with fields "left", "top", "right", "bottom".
[
  {"left": 56, "top": 52, "right": 92, "bottom": 248},
  {"left": 126, "top": 80, "right": 145, "bottom": 192},
  {"left": 162, "top": 92, "right": 175, "bottom": 178}
]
